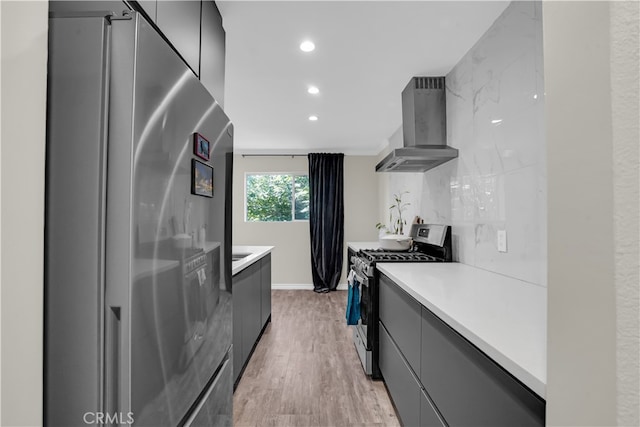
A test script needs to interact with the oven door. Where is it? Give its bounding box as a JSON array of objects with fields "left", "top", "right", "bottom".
[
  {"left": 356, "top": 273, "right": 370, "bottom": 342},
  {"left": 352, "top": 267, "right": 373, "bottom": 375}
]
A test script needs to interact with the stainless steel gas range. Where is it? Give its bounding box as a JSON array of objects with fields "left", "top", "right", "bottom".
[{"left": 348, "top": 224, "right": 452, "bottom": 379}]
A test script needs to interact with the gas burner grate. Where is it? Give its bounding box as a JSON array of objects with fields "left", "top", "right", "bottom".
[{"left": 359, "top": 249, "right": 441, "bottom": 263}]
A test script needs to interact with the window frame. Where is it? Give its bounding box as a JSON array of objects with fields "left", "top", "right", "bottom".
[{"left": 244, "top": 172, "right": 310, "bottom": 223}]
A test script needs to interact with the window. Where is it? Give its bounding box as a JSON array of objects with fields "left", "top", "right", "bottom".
[{"left": 245, "top": 173, "right": 310, "bottom": 222}]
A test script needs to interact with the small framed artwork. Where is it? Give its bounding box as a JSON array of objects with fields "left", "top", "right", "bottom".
[
  {"left": 193, "top": 133, "right": 211, "bottom": 161},
  {"left": 191, "top": 159, "right": 214, "bottom": 198}
]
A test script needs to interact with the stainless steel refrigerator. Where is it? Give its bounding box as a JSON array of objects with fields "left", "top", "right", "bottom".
[{"left": 45, "top": 9, "right": 233, "bottom": 427}]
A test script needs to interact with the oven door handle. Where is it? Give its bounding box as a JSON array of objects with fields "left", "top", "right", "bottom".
[{"left": 349, "top": 267, "right": 368, "bottom": 286}]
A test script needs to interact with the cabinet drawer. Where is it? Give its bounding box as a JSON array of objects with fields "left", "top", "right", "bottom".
[
  {"left": 420, "top": 307, "right": 544, "bottom": 426},
  {"left": 379, "top": 321, "right": 421, "bottom": 427},
  {"left": 420, "top": 388, "right": 445, "bottom": 427},
  {"left": 379, "top": 273, "right": 421, "bottom": 374}
]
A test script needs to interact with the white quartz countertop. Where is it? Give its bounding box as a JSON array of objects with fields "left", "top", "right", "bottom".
[
  {"left": 347, "top": 241, "right": 380, "bottom": 251},
  {"left": 232, "top": 246, "right": 274, "bottom": 276},
  {"left": 376, "top": 262, "right": 547, "bottom": 398}
]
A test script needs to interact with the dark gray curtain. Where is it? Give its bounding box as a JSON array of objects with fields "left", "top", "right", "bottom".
[{"left": 308, "top": 153, "right": 344, "bottom": 293}]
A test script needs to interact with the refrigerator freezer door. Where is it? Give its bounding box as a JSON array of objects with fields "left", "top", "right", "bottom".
[
  {"left": 183, "top": 356, "right": 233, "bottom": 427},
  {"left": 45, "top": 15, "right": 111, "bottom": 427},
  {"left": 107, "top": 14, "right": 233, "bottom": 426}
]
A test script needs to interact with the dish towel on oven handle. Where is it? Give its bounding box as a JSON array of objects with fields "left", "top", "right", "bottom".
[{"left": 346, "top": 269, "right": 361, "bottom": 325}]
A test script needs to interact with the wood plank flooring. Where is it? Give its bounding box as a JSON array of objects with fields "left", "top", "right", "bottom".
[{"left": 233, "top": 290, "right": 400, "bottom": 427}]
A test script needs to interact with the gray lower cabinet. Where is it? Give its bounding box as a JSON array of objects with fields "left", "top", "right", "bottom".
[
  {"left": 379, "top": 322, "right": 421, "bottom": 427},
  {"left": 378, "top": 273, "right": 545, "bottom": 427},
  {"left": 232, "top": 264, "right": 250, "bottom": 383},
  {"left": 232, "top": 256, "right": 272, "bottom": 385},
  {"left": 420, "top": 389, "right": 445, "bottom": 427},
  {"left": 260, "top": 254, "right": 272, "bottom": 326},
  {"left": 379, "top": 273, "right": 422, "bottom": 374},
  {"left": 241, "top": 262, "right": 261, "bottom": 366},
  {"left": 420, "top": 307, "right": 545, "bottom": 427}
]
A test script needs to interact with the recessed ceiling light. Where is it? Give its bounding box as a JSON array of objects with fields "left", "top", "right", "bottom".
[
  {"left": 308, "top": 115, "right": 318, "bottom": 121},
  {"left": 300, "top": 40, "right": 315, "bottom": 52},
  {"left": 307, "top": 86, "right": 320, "bottom": 95}
]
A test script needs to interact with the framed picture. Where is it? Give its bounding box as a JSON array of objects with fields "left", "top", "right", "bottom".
[
  {"left": 193, "top": 132, "right": 211, "bottom": 161},
  {"left": 191, "top": 159, "right": 214, "bottom": 198}
]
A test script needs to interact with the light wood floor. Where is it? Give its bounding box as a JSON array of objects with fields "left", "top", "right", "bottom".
[{"left": 233, "top": 290, "right": 400, "bottom": 427}]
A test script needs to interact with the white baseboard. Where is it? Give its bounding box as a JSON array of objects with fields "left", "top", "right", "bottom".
[{"left": 272, "top": 283, "right": 348, "bottom": 291}]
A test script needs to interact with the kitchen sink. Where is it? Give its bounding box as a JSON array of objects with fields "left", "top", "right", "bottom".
[{"left": 231, "top": 253, "right": 251, "bottom": 262}]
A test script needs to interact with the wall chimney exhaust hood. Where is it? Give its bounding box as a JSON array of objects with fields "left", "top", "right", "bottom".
[{"left": 376, "top": 77, "right": 458, "bottom": 173}]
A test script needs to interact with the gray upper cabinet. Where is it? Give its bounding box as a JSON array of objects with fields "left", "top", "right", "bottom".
[
  {"left": 379, "top": 273, "right": 545, "bottom": 427},
  {"left": 136, "top": 0, "right": 157, "bottom": 22},
  {"left": 49, "top": 1, "right": 131, "bottom": 15},
  {"left": 52, "top": 1, "right": 227, "bottom": 96},
  {"left": 420, "top": 388, "right": 445, "bottom": 427},
  {"left": 200, "top": 1, "right": 226, "bottom": 107},
  {"left": 155, "top": 0, "right": 201, "bottom": 75}
]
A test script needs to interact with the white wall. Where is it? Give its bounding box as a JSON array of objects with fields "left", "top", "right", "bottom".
[
  {"left": 544, "top": 1, "right": 639, "bottom": 425},
  {"left": 1, "top": 4, "right": 3, "bottom": 421},
  {"left": 610, "top": 2, "right": 640, "bottom": 423},
  {"left": 381, "top": 1, "right": 546, "bottom": 287},
  {"left": 341, "top": 156, "right": 381, "bottom": 282},
  {"left": 0, "top": 1, "right": 48, "bottom": 425},
  {"left": 233, "top": 155, "right": 312, "bottom": 285},
  {"left": 233, "top": 155, "right": 379, "bottom": 287}
]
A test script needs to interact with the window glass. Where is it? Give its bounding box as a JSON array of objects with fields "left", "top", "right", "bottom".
[
  {"left": 294, "top": 175, "right": 310, "bottom": 220},
  {"left": 246, "top": 174, "right": 309, "bottom": 222}
]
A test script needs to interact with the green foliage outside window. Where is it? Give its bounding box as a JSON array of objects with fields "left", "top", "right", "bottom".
[
  {"left": 246, "top": 174, "right": 310, "bottom": 222},
  {"left": 294, "top": 175, "right": 310, "bottom": 220}
]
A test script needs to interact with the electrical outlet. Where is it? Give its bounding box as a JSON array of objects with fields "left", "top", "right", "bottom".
[{"left": 497, "top": 230, "right": 507, "bottom": 252}]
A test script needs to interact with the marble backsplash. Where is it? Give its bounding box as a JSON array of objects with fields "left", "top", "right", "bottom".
[{"left": 384, "top": 1, "right": 546, "bottom": 286}]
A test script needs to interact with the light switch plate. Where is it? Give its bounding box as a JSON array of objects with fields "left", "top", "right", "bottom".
[{"left": 497, "top": 230, "right": 507, "bottom": 252}]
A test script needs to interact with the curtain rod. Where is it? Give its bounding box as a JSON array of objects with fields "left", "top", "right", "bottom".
[{"left": 240, "top": 154, "right": 307, "bottom": 158}]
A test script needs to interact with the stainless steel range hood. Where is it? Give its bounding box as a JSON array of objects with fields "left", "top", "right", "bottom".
[{"left": 376, "top": 77, "right": 458, "bottom": 173}]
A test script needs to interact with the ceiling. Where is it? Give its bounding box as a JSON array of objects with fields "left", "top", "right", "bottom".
[{"left": 217, "top": 1, "right": 510, "bottom": 155}]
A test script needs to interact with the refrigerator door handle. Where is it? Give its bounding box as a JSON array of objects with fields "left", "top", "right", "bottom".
[{"left": 104, "top": 306, "right": 121, "bottom": 424}]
